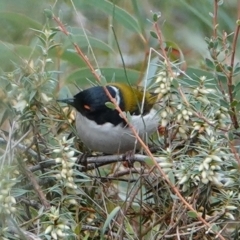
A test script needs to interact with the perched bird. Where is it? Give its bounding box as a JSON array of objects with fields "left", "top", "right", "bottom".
[{"left": 58, "top": 83, "right": 159, "bottom": 154}]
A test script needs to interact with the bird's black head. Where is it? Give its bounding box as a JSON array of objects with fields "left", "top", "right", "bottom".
[{"left": 59, "top": 86, "right": 124, "bottom": 125}]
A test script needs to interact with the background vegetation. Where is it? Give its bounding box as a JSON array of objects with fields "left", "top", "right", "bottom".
[{"left": 0, "top": 0, "right": 240, "bottom": 239}]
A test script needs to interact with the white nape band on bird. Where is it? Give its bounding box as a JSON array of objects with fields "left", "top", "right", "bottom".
[{"left": 109, "top": 86, "right": 121, "bottom": 106}]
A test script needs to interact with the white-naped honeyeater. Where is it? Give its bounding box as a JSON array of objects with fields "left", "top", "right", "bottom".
[{"left": 58, "top": 83, "right": 159, "bottom": 154}]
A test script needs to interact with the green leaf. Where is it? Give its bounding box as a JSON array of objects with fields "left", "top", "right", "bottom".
[
  {"left": 71, "top": 34, "right": 114, "bottom": 53},
  {"left": 150, "top": 31, "right": 158, "bottom": 39},
  {"left": 228, "top": 131, "right": 234, "bottom": 141},
  {"left": 230, "top": 99, "right": 238, "bottom": 107},
  {"left": 144, "top": 157, "right": 154, "bottom": 166},
  {"left": 168, "top": 171, "right": 175, "bottom": 185},
  {"left": 0, "top": 42, "right": 40, "bottom": 70},
  {"left": 233, "top": 62, "right": 240, "bottom": 76},
  {"left": 233, "top": 82, "right": 240, "bottom": 100},
  {"left": 0, "top": 108, "right": 9, "bottom": 128},
  {"left": 83, "top": 0, "right": 141, "bottom": 34},
  {"left": 187, "top": 211, "right": 198, "bottom": 218},
  {"left": 153, "top": 13, "right": 159, "bottom": 22},
  {"left": 126, "top": 111, "right": 132, "bottom": 123},
  {"left": 220, "top": 99, "right": 229, "bottom": 109},
  {"left": 205, "top": 58, "right": 215, "bottom": 69},
  {"left": 105, "top": 101, "right": 116, "bottom": 110},
  {"left": 172, "top": 78, "right": 179, "bottom": 88},
  {"left": 44, "top": 9, "right": 53, "bottom": 19},
  {"left": 216, "top": 73, "right": 227, "bottom": 84},
  {"left": 101, "top": 206, "right": 121, "bottom": 239},
  {"left": 0, "top": 12, "right": 41, "bottom": 42},
  {"left": 66, "top": 67, "right": 141, "bottom": 87},
  {"left": 181, "top": 67, "right": 214, "bottom": 87},
  {"left": 236, "top": 101, "right": 240, "bottom": 111}
]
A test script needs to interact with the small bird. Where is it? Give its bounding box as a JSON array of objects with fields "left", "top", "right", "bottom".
[{"left": 58, "top": 83, "right": 159, "bottom": 154}]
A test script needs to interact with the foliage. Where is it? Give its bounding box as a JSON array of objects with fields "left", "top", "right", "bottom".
[{"left": 0, "top": 0, "right": 240, "bottom": 239}]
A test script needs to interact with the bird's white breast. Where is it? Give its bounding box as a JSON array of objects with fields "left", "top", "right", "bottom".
[{"left": 75, "top": 109, "right": 159, "bottom": 154}]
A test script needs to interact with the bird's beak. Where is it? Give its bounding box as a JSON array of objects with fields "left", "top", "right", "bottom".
[{"left": 57, "top": 98, "right": 75, "bottom": 107}]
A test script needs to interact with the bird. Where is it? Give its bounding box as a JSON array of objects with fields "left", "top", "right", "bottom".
[{"left": 58, "top": 83, "right": 159, "bottom": 154}]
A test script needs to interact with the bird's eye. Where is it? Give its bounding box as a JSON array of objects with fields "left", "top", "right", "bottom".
[{"left": 84, "top": 104, "right": 91, "bottom": 110}]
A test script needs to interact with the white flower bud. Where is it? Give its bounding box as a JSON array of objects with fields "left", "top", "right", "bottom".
[
  {"left": 198, "top": 164, "right": 204, "bottom": 171},
  {"left": 195, "top": 176, "right": 200, "bottom": 181},
  {"left": 193, "top": 124, "right": 201, "bottom": 131},
  {"left": 56, "top": 229, "right": 64, "bottom": 237},
  {"left": 158, "top": 162, "right": 173, "bottom": 168},
  {"left": 225, "top": 212, "right": 235, "bottom": 220},
  {"left": 66, "top": 151, "right": 75, "bottom": 158},
  {"left": 10, "top": 206, "right": 16, "bottom": 213},
  {"left": 201, "top": 178, "right": 209, "bottom": 184},
  {"left": 204, "top": 157, "right": 212, "bottom": 164},
  {"left": 179, "top": 175, "right": 188, "bottom": 184},
  {"left": 70, "top": 157, "right": 77, "bottom": 162},
  {"left": 64, "top": 147, "right": 70, "bottom": 151},
  {"left": 183, "top": 115, "right": 189, "bottom": 121},
  {"left": 160, "top": 83, "right": 165, "bottom": 89},
  {"left": 202, "top": 171, "right": 207, "bottom": 179},
  {"left": 160, "top": 88, "right": 168, "bottom": 94},
  {"left": 178, "top": 127, "right": 185, "bottom": 134},
  {"left": 161, "top": 119, "right": 168, "bottom": 127},
  {"left": 193, "top": 89, "right": 199, "bottom": 96},
  {"left": 68, "top": 199, "right": 78, "bottom": 205},
  {"left": 154, "top": 88, "right": 161, "bottom": 93},
  {"left": 55, "top": 158, "right": 62, "bottom": 163},
  {"left": 196, "top": 96, "right": 210, "bottom": 105},
  {"left": 156, "top": 76, "right": 163, "bottom": 83},
  {"left": 67, "top": 176, "right": 74, "bottom": 182},
  {"left": 6, "top": 196, "right": 16, "bottom": 204},
  {"left": 177, "top": 114, "right": 182, "bottom": 121},
  {"left": 161, "top": 111, "right": 167, "bottom": 118},
  {"left": 198, "top": 88, "right": 210, "bottom": 94},
  {"left": 203, "top": 161, "right": 209, "bottom": 170},
  {"left": 225, "top": 205, "right": 237, "bottom": 210},
  {"left": 51, "top": 230, "right": 58, "bottom": 240},
  {"left": 67, "top": 162, "right": 75, "bottom": 168},
  {"left": 1, "top": 189, "right": 8, "bottom": 196},
  {"left": 161, "top": 77, "right": 167, "bottom": 82},
  {"left": 55, "top": 173, "right": 62, "bottom": 180},
  {"left": 182, "top": 109, "right": 188, "bottom": 115},
  {"left": 58, "top": 224, "right": 70, "bottom": 230},
  {"left": 53, "top": 149, "right": 61, "bottom": 153},
  {"left": 210, "top": 155, "right": 222, "bottom": 162},
  {"left": 45, "top": 225, "right": 53, "bottom": 234}
]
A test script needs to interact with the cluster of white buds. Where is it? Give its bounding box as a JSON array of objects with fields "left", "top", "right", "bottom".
[
  {"left": 175, "top": 165, "right": 193, "bottom": 192},
  {"left": 219, "top": 190, "right": 238, "bottom": 220},
  {"left": 191, "top": 121, "right": 213, "bottom": 138},
  {"left": 160, "top": 105, "right": 175, "bottom": 127},
  {"left": 0, "top": 173, "right": 17, "bottom": 215},
  {"left": 54, "top": 136, "right": 78, "bottom": 191},
  {"left": 13, "top": 92, "right": 28, "bottom": 112},
  {"left": 154, "top": 71, "right": 173, "bottom": 99},
  {"left": 214, "top": 106, "right": 228, "bottom": 128},
  {"left": 45, "top": 207, "right": 71, "bottom": 239},
  {"left": 157, "top": 148, "right": 173, "bottom": 175},
  {"left": 176, "top": 104, "right": 193, "bottom": 139},
  {"left": 192, "top": 76, "right": 215, "bottom": 105},
  {"left": 198, "top": 147, "right": 223, "bottom": 185},
  {"left": 157, "top": 153, "right": 173, "bottom": 174}
]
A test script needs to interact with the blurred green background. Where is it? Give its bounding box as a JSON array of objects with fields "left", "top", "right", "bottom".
[{"left": 0, "top": 0, "right": 238, "bottom": 89}]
